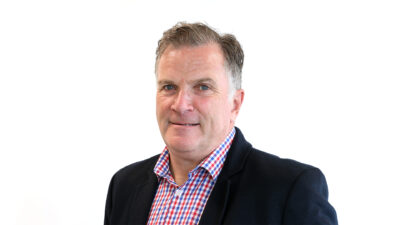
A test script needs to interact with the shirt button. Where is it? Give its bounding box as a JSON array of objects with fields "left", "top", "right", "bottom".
[{"left": 175, "top": 189, "right": 183, "bottom": 197}]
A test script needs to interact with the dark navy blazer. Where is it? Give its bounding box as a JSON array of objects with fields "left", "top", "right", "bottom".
[{"left": 104, "top": 127, "right": 338, "bottom": 225}]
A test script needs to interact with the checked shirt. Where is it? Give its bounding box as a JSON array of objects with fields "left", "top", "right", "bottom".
[{"left": 147, "top": 128, "right": 236, "bottom": 225}]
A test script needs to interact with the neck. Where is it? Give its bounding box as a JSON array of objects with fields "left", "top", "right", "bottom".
[{"left": 169, "top": 154, "right": 202, "bottom": 186}]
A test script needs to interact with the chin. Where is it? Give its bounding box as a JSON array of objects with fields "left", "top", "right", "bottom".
[
  {"left": 164, "top": 135, "right": 199, "bottom": 152},
  {"left": 170, "top": 137, "right": 193, "bottom": 147}
]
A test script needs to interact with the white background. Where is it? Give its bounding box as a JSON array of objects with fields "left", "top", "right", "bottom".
[{"left": 1, "top": 0, "right": 399, "bottom": 224}]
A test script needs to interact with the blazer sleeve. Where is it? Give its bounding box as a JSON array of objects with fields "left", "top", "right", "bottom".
[
  {"left": 283, "top": 168, "right": 338, "bottom": 225},
  {"left": 104, "top": 174, "right": 115, "bottom": 225}
]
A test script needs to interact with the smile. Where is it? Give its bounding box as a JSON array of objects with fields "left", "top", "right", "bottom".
[{"left": 170, "top": 122, "right": 200, "bottom": 126}]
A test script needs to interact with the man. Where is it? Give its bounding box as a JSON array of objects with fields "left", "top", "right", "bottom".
[{"left": 104, "top": 22, "right": 338, "bottom": 225}]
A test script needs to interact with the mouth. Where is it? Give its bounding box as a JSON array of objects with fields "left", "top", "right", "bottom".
[{"left": 170, "top": 122, "right": 200, "bottom": 126}]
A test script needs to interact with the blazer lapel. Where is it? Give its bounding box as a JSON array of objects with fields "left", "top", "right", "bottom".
[
  {"left": 199, "top": 127, "right": 252, "bottom": 225},
  {"left": 128, "top": 172, "right": 159, "bottom": 224},
  {"left": 199, "top": 179, "right": 231, "bottom": 225}
]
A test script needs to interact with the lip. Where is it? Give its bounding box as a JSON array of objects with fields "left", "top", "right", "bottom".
[{"left": 169, "top": 122, "right": 200, "bottom": 126}]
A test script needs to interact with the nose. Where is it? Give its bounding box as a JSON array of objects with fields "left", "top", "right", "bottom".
[{"left": 171, "top": 89, "right": 194, "bottom": 114}]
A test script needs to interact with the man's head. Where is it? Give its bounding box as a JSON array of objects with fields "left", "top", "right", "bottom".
[
  {"left": 155, "top": 22, "right": 245, "bottom": 161},
  {"left": 155, "top": 22, "right": 244, "bottom": 94}
]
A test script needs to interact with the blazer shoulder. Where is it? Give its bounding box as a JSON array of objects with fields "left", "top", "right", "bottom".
[
  {"left": 246, "top": 148, "right": 318, "bottom": 182},
  {"left": 105, "top": 155, "right": 160, "bottom": 225},
  {"left": 112, "top": 154, "right": 160, "bottom": 186},
  {"left": 226, "top": 128, "right": 318, "bottom": 182}
]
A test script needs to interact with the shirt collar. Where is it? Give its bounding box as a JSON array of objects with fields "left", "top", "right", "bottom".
[
  {"left": 153, "top": 128, "right": 236, "bottom": 181},
  {"left": 197, "top": 128, "right": 235, "bottom": 180}
]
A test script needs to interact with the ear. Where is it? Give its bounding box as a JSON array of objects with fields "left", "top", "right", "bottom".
[{"left": 230, "top": 89, "right": 245, "bottom": 123}]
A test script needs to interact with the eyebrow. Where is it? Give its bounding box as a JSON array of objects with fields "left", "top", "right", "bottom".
[
  {"left": 157, "top": 79, "right": 175, "bottom": 86},
  {"left": 193, "top": 78, "right": 216, "bottom": 85},
  {"left": 157, "top": 78, "right": 217, "bottom": 86}
]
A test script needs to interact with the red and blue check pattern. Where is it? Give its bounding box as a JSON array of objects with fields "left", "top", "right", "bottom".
[{"left": 147, "top": 128, "right": 236, "bottom": 225}]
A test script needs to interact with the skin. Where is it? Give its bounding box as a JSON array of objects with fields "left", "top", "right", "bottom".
[{"left": 156, "top": 43, "right": 244, "bottom": 186}]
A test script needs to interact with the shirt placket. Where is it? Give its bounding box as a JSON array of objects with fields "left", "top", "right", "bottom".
[
  {"left": 163, "top": 172, "right": 188, "bottom": 224},
  {"left": 169, "top": 170, "right": 198, "bottom": 224}
]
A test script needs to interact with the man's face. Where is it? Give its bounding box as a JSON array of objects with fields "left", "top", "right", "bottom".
[{"left": 156, "top": 43, "right": 243, "bottom": 160}]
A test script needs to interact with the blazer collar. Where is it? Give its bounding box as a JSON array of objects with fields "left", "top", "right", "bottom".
[{"left": 217, "top": 127, "right": 252, "bottom": 180}]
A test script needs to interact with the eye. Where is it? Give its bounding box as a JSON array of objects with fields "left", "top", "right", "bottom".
[
  {"left": 198, "top": 85, "right": 210, "bottom": 91},
  {"left": 163, "top": 84, "right": 175, "bottom": 91}
]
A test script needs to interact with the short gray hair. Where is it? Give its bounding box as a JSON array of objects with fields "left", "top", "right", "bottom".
[{"left": 155, "top": 22, "right": 244, "bottom": 90}]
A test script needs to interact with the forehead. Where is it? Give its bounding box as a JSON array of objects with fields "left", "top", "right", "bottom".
[{"left": 157, "top": 43, "right": 226, "bottom": 78}]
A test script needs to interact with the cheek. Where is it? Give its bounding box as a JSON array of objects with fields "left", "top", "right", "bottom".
[
  {"left": 156, "top": 101, "right": 168, "bottom": 124},
  {"left": 196, "top": 97, "right": 232, "bottom": 120},
  {"left": 155, "top": 98, "right": 161, "bottom": 114},
  {"left": 194, "top": 98, "right": 214, "bottom": 114},
  {"left": 156, "top": 96, "right": 171, "bottom": 112}
]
